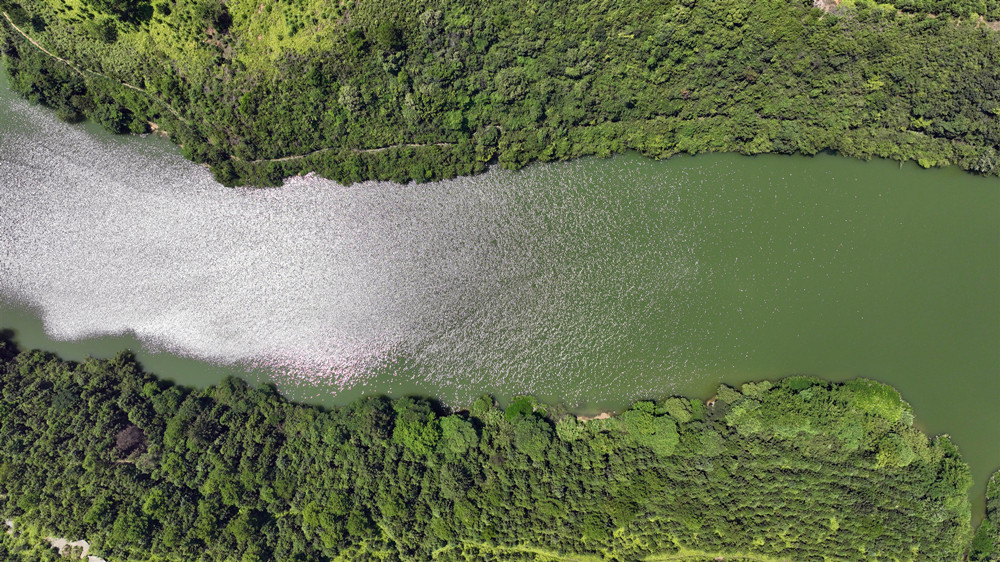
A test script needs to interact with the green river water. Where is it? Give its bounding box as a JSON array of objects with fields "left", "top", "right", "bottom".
[{"left": 0, "top": 72, "right": 997, "bottom": 518}]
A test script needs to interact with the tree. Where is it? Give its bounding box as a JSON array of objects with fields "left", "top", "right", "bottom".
[
  {"left": 440, "top": 416, "right": 478, "bottom": 454},
  {"left": 513, "top": 416, "right": 552, "bottom": 462},
  {"left": 375, "top": 22, "right": 404, "bottom": 51},
  {"left": 392, "top": 398, "right": 441, "bottom": 456},
  {"left": 86, "top": 0, "right": 149, "bottom": 22}
]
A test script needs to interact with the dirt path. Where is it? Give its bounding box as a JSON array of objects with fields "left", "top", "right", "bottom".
[
  {"left": 5, "top": 518, "right": 106, "bottom": 561},
  {"left": 239, "top": 141, "right": 454, "bottom": 164},
  {"left": 3, "top": 11, "right": 463, "bottom": 165},
  {"left": 47, "top": 536, "right": 106, "bottom": 561},
  {"left": 1, "top": 12, "right": 187, "bottom": 121},
  {"left": 978, "top": 15, "right": 1000, "bottom": 30},
  {"left": 3, "top": 11, "right": 467, "bottom": 166},
  {"left": 2, "top": 12, "right": 83, "bottom": 74},
  {"left": 812, "top": 0, "right": 839, "bottom": 12},
  {"left": 3, "top": 12, "right": 471, "bottom": 165}
]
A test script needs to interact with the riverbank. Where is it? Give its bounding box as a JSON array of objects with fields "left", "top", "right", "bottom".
[
  {"left": 2, "top": 0, "right": 997, "bottom": 185},
  {"left": 0, "top": 338, "right": 986, "bottom": 560}
]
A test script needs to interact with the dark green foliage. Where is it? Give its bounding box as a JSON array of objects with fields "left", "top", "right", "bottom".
[
  {"left": 1, "top": 2, "right": 30, "bottom": 26},
  {"left": 1, "top": 0, "right": 998, "bottom": 186},
  {"left": 89, "top": 96, "right": 131, "bottom": 133},
  {"left": 192, "top": 0, "right": 230, "bottom": 33},
  {"left": 84, "top": 0, "right": 152, "bottom": 22},
  {"left": 0, "top": 337, "right": 980, "bottom": 560},
  {"left": 82, "top": 17, "right": 117, "bottom": 43},
  {"left": 0, "top": 32, "right": 168, "bottom": 137},
  {"left": 503, "top": 395, "right": 534, "bottom": 420},
  {"left": 661, "top": 396, "right": 694, "bottom": 422},
  {"left": 374, "top": 21, "right": 405, "bottom": 52},
  {"left": 85, "top": 0, "right": 151, "bottom": 23}
]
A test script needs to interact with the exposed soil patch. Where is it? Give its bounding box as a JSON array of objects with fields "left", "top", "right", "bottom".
[
  {"left": 115, "top": 424, "right": 147, "bottom": 457},
  {"left": 810, "top": 0, "right": 999, "bottom": 29},
  {"left": 813, "top": 0, "right": 840, "bottom": 13}
]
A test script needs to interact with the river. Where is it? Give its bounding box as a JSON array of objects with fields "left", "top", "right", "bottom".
[{"left": 0, "top": 71, "right": 997, "bottom": 518}]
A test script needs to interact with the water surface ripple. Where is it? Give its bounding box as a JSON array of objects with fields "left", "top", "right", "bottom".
[{"left": 0, "top": 95, "right": 716, "bottom": 403}]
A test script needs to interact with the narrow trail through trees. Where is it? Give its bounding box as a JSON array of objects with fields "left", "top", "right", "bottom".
[
  {"left": 237, "top": 142, "right": 455, "bottom": 164},
  {"left": 2, "top": 12, "right": 460, "bottom": 166},
  {"left": 2, "top": 11, "right": 188, "bottom": 122}
]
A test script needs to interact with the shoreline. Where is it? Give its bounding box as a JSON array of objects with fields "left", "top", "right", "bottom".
[{"left": 576, "top": 411, "right": 613, "bottom": 422}]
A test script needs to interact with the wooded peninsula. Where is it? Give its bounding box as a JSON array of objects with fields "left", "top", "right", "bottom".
[
  {"left": 0, "top": 0, "right": 998, "bottom": 185},
  {"left": 0, "top": 336, "right": 998, "bottom": 560}
]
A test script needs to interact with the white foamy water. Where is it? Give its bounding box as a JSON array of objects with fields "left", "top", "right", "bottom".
[{"left": 0, "top": 94, "right": 706, "bottom": 400}]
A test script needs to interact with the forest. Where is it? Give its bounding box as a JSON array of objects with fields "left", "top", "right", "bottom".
[
  {"left": 0, "top": 0, "right": 997, "bottom": 185},
  {"left": 0, "top": 334, "right": 993, "bottom": 560}
]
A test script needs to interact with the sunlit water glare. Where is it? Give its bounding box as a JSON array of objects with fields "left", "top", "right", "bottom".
[{"left": 0, "top": 96, "right": 716, "bottom": 403}]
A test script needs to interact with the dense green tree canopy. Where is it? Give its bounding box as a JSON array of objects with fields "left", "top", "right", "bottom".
[
  {"left": 0, "top": 0, "right": 998, "bottom": 185},
  {"left": 0, "top": 335, "right": 983, "bottom": 560}
]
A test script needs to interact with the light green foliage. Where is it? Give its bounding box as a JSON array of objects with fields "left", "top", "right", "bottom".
[
  {"left": 725, "top": 398, "right": 766, "bottom": 436},
  {"left": 699, "top": 429, "right": 725, "bottom": 456},
  {"left": 439, "top": 415, "right": 478, "bottom": 454},
  {"left": 781, "top": 376, "right": 821, "bottom": 391},
  {"left": 720, "top": 379, "right": 933, "bottom": 469},
  {"left": 469, "top": 394, "right": 494, "bottom": 417},
  {"left": 555, "top": 416, "right": 586, "bottom": 442},
  {"left": 688, "top": 398, "right": 707, "bottom": 421},
  {"left": 392, "top": 397, "right": 441, "bottom": 456},
  {"left": 834, "top": 416, "right": 866, "bottom": 451},
  {"left": 0, "top": 335, "right": 981, "bottom": 561},
  {"left": 632, "top": 400, "right": 656, "bottom": 414},
  {"left": 847, "top": 379, "right": 905, "bottom": 423},
  {"left": 741, "top": 380, "right": 773, "bottom": 399},
  {"left": 643, "top": 415, "right": 679, "bottom": 456},
  {"left": 337, "top": 84, "right": 362, "bottom": 116},
  {"left": 0, "top": 522, "right": 64, "bottom": 561},
  {"left": 141, "top": 488, "right": 167, "bottom": 518},
  {"left": 513, "top": 415, "right": 552, "bottom": 463},
  {"left": 715, "top": 384, "right": 742, "bottom": 404},
  {"left": 661, "top": 397, "right": 693, "bottom": 423},
  {"left": 875, "top": 433, "right": 917, "bottom": 468},
  {"left": 621, "top": 407, "right": 679, "bottom": 456}
]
